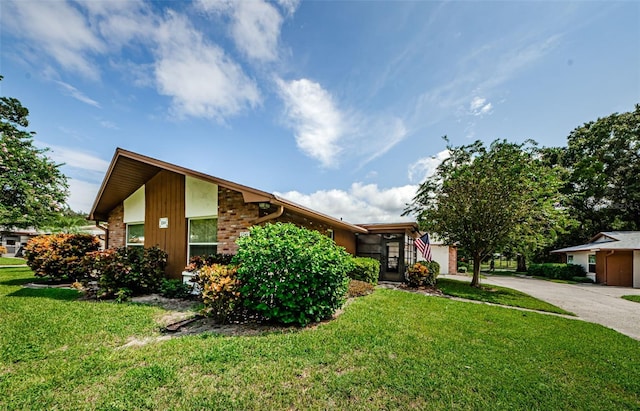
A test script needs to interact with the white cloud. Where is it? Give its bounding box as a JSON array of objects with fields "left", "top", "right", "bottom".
[
  {"left": 153, "top": 12, "right": 261, "bottom": 121},
  {"left": 2, "top": 1, "right": 105, "bottom": 79},
  {"left": 44, "top": 145, "right": 110, "bottom": 173},
  {"left": 277, "top": 78, "right": 345, "bottom": 167},
  {"left": 277, "top": 77, "right": 409, "bottom": 168},
  {"left": 99, "top": 120, "right": 119, "bottom": 130},
  {"left": 408, "top": 149, "right": 450, "bottom": 183},
  {"left": 55, "top": 81, "right": 101, "bottom": 108},
  {"left": 197, "top": 0, "right": 289, "bottom": 63},
  {"left": 355, "top": 116, "right": 408, "bottom": 167},
  {"left": 413, "top": 34, "right": 561, "bottom": 127},
  {"left": 66, "top": 178, "right": 101, "bottom": 213},
  {"left": 276, "top": 0, "right": 301, "bottom": 16},
  {"left": 469, "top": 96, "right": 492, "bottom": 117},
  {"left": 276, "top": 182, "right": 418, "bottom": 224}
]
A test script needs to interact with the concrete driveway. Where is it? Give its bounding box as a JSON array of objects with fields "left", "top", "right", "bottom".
[{"left": 442, "top": 274, "right": 640, "bottom": 340}]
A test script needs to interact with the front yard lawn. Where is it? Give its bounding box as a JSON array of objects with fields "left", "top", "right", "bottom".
[
  {"left": 437, "top": 278, "right": 574, "bottom": 315},
  {"left": 0, "top": 257, "right": 26, "bottom": 265},
  {"left": 1, "top": 267, "right": 638, "bottom": 410},
  {"left": 622, "top": 295, "right": 640, "bottom": 303}
]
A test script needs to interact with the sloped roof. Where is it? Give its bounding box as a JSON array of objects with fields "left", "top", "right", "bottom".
[
  {"left": 552, "top": 231, "right": 640, "bottom": 253},
  {"left": 89, "top": 148, "right": 367, "bottom": 234}
]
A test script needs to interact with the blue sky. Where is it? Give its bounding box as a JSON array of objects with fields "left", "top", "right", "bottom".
[{"left": 1, "top": 0, "right": 638, "bottom": 223}]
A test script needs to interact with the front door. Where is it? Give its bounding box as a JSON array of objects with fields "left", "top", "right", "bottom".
[{"left": 380, "top": 235, "right": 404, "bottom": 282}]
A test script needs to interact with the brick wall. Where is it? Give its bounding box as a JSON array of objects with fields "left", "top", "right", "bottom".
[
  {"left": 448, "top": 246, "right": 457, "bottom": 274},
  {"left": 107, "top": 203, "right": 125, "bottom": 249},
  {"left": 217, "top": 187, "right": 259, "bottom": 254}
]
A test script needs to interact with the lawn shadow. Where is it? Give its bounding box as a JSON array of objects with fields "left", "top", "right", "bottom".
[
  {"left": 7, "top": 287, "right": 81, "bottom": 301},
  {"left": 0, "top": 277, "right": 34, "bottom": 286}
]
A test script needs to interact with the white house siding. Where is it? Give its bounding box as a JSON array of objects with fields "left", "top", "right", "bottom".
[
  {"left": 634, "top": 251, "right": 640, "bottom": 288},
  {"left": 567, "top": 251, "right": 595, "bottom": 281},
  {"left": 418, "top": 244, "right": 450, "bottom": 274}
]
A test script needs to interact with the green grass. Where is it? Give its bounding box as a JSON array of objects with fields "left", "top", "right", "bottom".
[
  {"left": 2, "top": 267, "right": 639, "bottom": 410},
  {"left": 0, "top": 257, "right": 26, "bottom": 265},
  {"left": 437, "top": 278, "right": 574, "bottom": 315},
  {"left": 622, "top": 295, "right": 640, "bottom": 303}
]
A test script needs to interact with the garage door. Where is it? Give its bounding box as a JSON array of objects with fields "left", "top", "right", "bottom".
[{"left": 606, "top": 251, "right": 633, "bottom": 287}]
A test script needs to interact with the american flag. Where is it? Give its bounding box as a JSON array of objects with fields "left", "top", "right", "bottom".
[{"left": 415, "top": 233, "right": 432, "bottom": 261}]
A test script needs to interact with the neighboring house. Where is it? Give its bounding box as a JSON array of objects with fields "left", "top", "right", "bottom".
[
  {"left": 89, "top": 148, "right": 457, "bottom": 281},
  {"left": 552, "top": 231, "right": 640, "bottom": 288},
  {"left": 0, "top": 228, "right": 41, "bottom": 257}
]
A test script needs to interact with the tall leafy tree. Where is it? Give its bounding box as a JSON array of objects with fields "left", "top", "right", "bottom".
[
  {"left": 404, "top": 139, "right": 567, "bottom": 287},
  {"left": 561, "top": 105, "right": 640, "bottom": 242},
  {"left": 0, "top": 76, "right": 68, "bottom": 229}
]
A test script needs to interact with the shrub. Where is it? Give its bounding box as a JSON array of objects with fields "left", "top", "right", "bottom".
[
  {"left": 196, "top": 264, "right": 241, "bottom": 323},
  {"left": 528, "top": 263, "right": 586, "bottom": 281},
  {"left": 347, "top": 257, "right": 380, "bottom": 284},
  {"left": 406, "top": 261, "right": 437, "bottom": 287},
  {"left": 418, "top": 260, "right": 440, "bottom": 277},
  {"left": 83, "top": 246, "right": 167, "bottom": 297},
  {"left": 234, "top": 222, "right": 353, "bottom": 326},
  {"left": 347, "top": 279, "right": 375, "bottom": 298},
  {"left": 160, "top": 279, "right": 192, "bottom": 299},
  {"left": 184, "top": 253, "right": 235, "bottom": 272},
  {"left": 24, "top": 234, "right": 100, "bottom": 280},
  {"left": 458, "top": 266, "right": 468, "bottom": 273},
  {"left": 0, "top": 245, "right": 7, "bottom": 256}
]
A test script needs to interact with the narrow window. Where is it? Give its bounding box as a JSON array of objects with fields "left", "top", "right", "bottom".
[
  {"left": 567, "top": 254, "right": 574, "bottom": 263},
  {"left": 188, "top": 217, "right": 218, "bottom": 258},
  {"left": 126, "top": 223, "right": 145, "bottom": 246},
  {"left": 588, "top": 254, "right": 596, "bottom": 273}
]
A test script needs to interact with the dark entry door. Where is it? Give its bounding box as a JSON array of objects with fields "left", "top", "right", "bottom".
[{"left": 381, "top": 236, "right": 404, "bottom": 282}]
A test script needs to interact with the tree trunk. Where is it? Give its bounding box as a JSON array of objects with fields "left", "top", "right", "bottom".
[
  {"left": 471, "top": 254, "right": 481, "bottom": 287},
  {"left": 516, "top": 254, "right": 527, "bottom": 272}
]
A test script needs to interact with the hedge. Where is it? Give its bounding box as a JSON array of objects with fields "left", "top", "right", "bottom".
[
  {"left": 347, "top": 257, "right": 380, "bottom": 284},
  {"left": 528, "top": 263, "right": 586, "bottom": 280}
]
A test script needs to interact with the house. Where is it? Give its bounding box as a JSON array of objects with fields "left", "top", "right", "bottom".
[
  {"left": 0, "top": 227, "right": 41, "bottom": 257},
  {"left": 355, "top": 223, "right": 456, "bottom": 282},
  {"left": 89, "top": 148, "right": 456, "bottom": 281},
  {"left": 551, "top": 231, "right": 640, "bottom": 288}
]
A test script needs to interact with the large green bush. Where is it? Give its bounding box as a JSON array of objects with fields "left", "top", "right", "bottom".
[
  {"left": 347, "top": 257, "right": 380, "bottom": 284},
  {"left": 24, "top": 233, "right": 101, "bottom": 280},
  {"left": 83, "top": 246, "right": 167, "bottom": 297},
  {"left": 528, "top": 263, "right": 586, "bottom": 280},
  {"left": 234, "top": 223, "right": 353, "bottom": 326}
]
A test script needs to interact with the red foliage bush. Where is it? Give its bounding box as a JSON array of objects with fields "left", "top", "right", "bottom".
[{"left": 24, "top": 234, "right": 100, "bottom": 280}]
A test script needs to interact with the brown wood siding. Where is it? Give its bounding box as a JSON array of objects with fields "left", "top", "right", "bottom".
[
  {"left": 595, "top": 251, "right": 606, "bottom": 284},
  {"left": 334, "top": 228, "right": 356, "bottom": 255},
  {"left": 145, "top": 170, "right": 186, "bottom": 279},
  {"left": 605, "top": 251, "right": 633, "bottom": 286}
]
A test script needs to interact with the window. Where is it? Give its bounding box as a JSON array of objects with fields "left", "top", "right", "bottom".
[
  {"left": 588, "top": 254, "right": 596, "bottom": 273},
  {"left": 189, "top": 217, "right": 218, "bottom": 258},
  {"left": 327, "top": 229, "right": 334, "bottom": 240},
  {"left": 567, "top": 255, "right": 574, "bottom": 263},
  {"left": 126, "top": 223, "right": 145, "bottom": 246}
]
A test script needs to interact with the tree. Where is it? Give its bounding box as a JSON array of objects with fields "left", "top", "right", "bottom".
[
  {"left": 561, "top": 105, "right": 640, "bottom": 241},
  {"left": 0, "top": 76, "right": 68, "bottom": 229},
  {"left": 404, "top": 139, "right": 568, "bottom": 287},
  {"left": 42, "top": 208, "right": 89, "bottom": 234}
]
